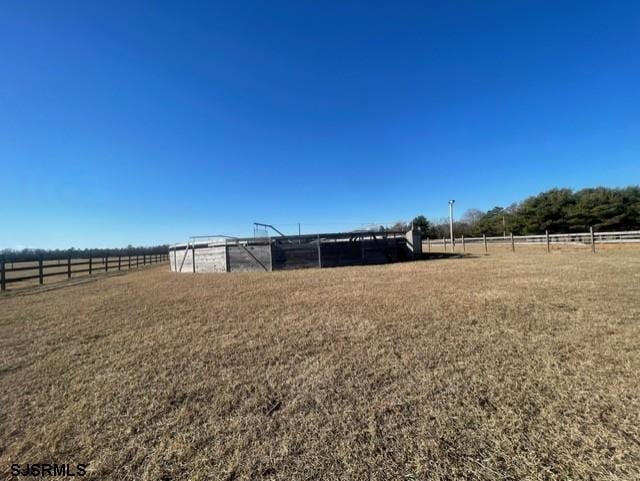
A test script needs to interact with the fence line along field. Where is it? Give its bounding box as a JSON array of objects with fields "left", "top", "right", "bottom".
[
  {"left": 0, "top": 253, "right": 169, "bottom": 290},
  {"left": 423, "top": 228, "right": 640, "bottom": 254},
  {"left": 1, "top": 247, "right": 639, "bottom": 480}
]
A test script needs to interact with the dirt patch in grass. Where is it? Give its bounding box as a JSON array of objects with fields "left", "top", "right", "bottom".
[{"left": 1, "top": 249, "right": 639, "bottom": 480}]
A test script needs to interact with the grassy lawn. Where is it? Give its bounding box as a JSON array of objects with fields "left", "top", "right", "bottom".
[{"left": 1, "top": 248, "right": 639, "bottom": 480}]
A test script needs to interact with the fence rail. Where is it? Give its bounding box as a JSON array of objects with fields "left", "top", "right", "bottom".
[
  {"left": 0, "top": 253, "right": 169, "bottom": 291},
  {"left": 424, "top": 229, "right": 640, "bottom": 253}
]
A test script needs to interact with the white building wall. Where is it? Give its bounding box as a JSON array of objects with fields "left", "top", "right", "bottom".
[
  {"left": 195, "top": 246, "right": 227, "bottom": 273},
  {"left": 170, "top": 245, "right": 227, "bottom": 273}
]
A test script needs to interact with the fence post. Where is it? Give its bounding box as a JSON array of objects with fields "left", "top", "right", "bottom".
[
  {"left": 511, "top": 232, "right": 515, "bottom": 252},
  {"left": 462, "top": 235, "right": 465, "bottom": 252},
  {"left": 67, "top": 254, "right": 72, "bottom": 279},
  {"left": 546, "top": 230, "right": 550, "bottom": 253},
  {"left": 1, "top": 257, "right": 5, "bottom": 291},
  {"left": 89, "top": 252, "right": 93, "bottom": 275},
  {"left": 136, "top": 255, "right": 139, "bottom": 268},
  {"left": 483, "top": 234, "right": 487, "bottom": 254},
  {"left": 143, "top": 254, "right": 146, "bottom": 266},
  {"left": 105, "top": 256, "right": 108, "bottom": 272},
  {"left": 191, "top": 243, "right": 196, "bottom": 272},
  {"left": 427, "top": 237, "right": 431, "bottom": 252},
  {"left": 118, "top": 255, "right": 122, "bottom": 271},
  {"left": 443, "top": 237, "right": 447, "bottom": 252},
  {"left": 590, "top": 226, "right": 595, "bottom": 253},
  {"left": 38, "top": 256, "right": 44, "bottom": 285}
]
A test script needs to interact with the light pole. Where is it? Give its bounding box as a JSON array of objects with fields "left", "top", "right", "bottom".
[{"left": 448, "top": 200, "right": 455, "bottom": 252}]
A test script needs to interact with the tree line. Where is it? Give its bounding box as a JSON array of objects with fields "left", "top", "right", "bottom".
[
  {"left": 5, "top": 186, "right": 638, "bottom": 260},
  {"left": 1, "top": 245, "right": 169, "bottom": 263},
  {"left": 404, "top": 186, "right": 640, "bottom": 238}
]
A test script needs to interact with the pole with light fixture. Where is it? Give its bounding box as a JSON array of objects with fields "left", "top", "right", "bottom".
[{"left": 448, "top": 200, "right": 455, "bottom": 252}]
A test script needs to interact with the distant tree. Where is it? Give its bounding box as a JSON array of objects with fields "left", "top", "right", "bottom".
[
  {"left": 471, "top": 207, "right": 508, "bottom": 236},
  {"left": 462, "top": 209, "right": 484, "bottom": 226},
  {"left": 391, "top": 221, "right": 410, "bottom": 232},
  {"left": 466, "top": 186, "right": 640, "bottom": 236},
  {"left": 426, "top": 217, "right": 450, "bottom": 238},
  {"left": 411, "top": 215, "right": 431, "bottom": 237},
  {"left": 566, "top": 186, "right": 640, "bottom": 232},
  {"left": 0, "top": 244, "right": 169, "bottom": 262},
  {"left": 516, "top": 188, "right": 575, "bottom": 234}
]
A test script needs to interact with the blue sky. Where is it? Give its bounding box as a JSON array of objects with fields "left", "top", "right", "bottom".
[{"left": 2, "top": 1, "right": 639, "bottom": 248}]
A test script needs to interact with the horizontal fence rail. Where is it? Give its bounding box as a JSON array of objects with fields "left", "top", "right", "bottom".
[
  {"left": 423, "top": 229, "right": 640, "bottom": 253},
  {"left": 457, "top": 230, "right": 640, "bottom": 244},
  {"left": 0, "top": 253, "right": 169, "bottom": 291}
]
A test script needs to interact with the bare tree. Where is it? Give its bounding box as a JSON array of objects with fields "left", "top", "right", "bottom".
[{"left": 462, "top": 208, "right": 484, "bottom": 226}]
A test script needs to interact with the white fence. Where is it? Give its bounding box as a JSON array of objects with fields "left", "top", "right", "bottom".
[{"left": 423, "top": 229, "right": 640, "bottom": 252}]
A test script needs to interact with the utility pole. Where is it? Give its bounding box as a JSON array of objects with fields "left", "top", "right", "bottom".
[{"left": 448, "top": 200, "right": 455, "bottom": 251}]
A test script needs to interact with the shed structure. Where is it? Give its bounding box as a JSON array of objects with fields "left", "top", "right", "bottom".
[{"left": 169, "top": 230, "right": 421, "bottom": 273}]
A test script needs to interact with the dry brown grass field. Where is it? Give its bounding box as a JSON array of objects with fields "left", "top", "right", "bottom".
[{"left": 1, "top": 248, "right": 639, "bottom": 480}]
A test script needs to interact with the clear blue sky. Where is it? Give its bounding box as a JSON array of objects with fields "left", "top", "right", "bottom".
[{"left": 2, "top": 1, "right": 639, "bottom": 248}]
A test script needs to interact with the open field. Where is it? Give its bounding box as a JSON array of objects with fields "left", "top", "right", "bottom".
[{"left": 1, "top": 248, "right": 639, "bottom": 480}]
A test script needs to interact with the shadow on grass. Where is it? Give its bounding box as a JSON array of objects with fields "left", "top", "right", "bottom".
[{"left": 418, "top": 252, "right": 481, "bottom": 261}]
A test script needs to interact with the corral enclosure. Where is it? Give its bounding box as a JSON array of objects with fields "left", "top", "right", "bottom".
[{"left": 169, "top": 230, "right": 422, "bottom": 273}]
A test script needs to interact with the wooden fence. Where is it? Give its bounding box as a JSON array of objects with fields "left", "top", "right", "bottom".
[
  {"left": 424, "top": 229, "right": 640, "bottom": 253},
  {"left": 1, "top": 253, "right": 169, "bottom": 291}
]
